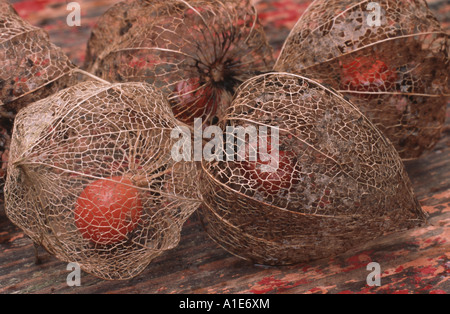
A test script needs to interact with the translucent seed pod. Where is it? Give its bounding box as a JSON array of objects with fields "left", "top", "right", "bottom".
[
  {"left": 5, "top": 81, "right": 202, "bottom": 280},
  {"left": 198, "top": 72, "right": 427, "bottom": 265},
  {"left": 275, "top": 0, "right": 449, "bottom": 160},
  {"left": 85, "top": 0, "right": 274, "bottom": 127}
]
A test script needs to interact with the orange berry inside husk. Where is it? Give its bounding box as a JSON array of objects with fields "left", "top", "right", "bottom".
[{"left": 74, "top": 176, "right": 143, "bottom": 245}]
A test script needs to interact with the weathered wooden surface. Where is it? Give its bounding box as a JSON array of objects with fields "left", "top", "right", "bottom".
[{"left": 0, "top": 0, "right": 449, "bottom": 294}]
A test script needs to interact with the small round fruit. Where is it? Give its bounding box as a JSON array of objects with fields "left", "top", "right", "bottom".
[
  {"left": 171, "top": 78, "right": 219, "bottom": 124},
  {"left": 238, "top": 138, "right": 298, "bottom": 195},
  {"left": 241, "top": 150, "right": 298, "bottom": 195},
  {"left": 74, "top": 176, "right": 143, "bottom": 245},
  {"left": 340, "top": 56, "right": 397, "bottom": 95}
]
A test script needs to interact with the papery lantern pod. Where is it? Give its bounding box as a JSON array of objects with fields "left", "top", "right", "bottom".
[
  {"left": 197, "top": 72, "right": 427, "bottom": 266},
  {"left": 0, "top": 0, "right": 82, "bottom": 203},
  {"left": 274, "top": 0, "right": 449, "bottom": 160},
  {"left": 5, "top": 81, "right": 202, "bottom": 280},
  {"left": 0, "top": 0, "right": 77, "bottom": 113},
  {"left": 84, "top": 0, "right": 274, "bottom": 127}
]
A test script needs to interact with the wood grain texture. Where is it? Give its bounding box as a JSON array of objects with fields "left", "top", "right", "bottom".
[{"left": 0, "top": 0, "right": 449, "bottom": 294}]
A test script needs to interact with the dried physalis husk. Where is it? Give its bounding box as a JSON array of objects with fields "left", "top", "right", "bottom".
[
  {"left": 5, "top": 81, "right": 202, "bottom": 280},
  {"left": 274, "top": 0, "right": 449, "bottom": 160},
  {"left": 198, "top": 72, "right": 428, "bottom": 265},
  {"left": 0, "top": 0, "right": 79, "bottom": 204},
  {"left": 0, "top": 0, "right": 76, "bottom": 113},
  {"left": 85, "top": 0, "right": 274, "bottom": 127}
]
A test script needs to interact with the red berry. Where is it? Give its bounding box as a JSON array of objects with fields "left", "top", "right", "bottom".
[
  {"left": 340, "top": 57, "right": 397, "bottom": 95},
  {"left": 171, "top": 78, "right": 219, "bottom": 124},
  {"left": 74, "top": 176, "right": 143, "bottom": 245},
  {"left": 239, "top": 138, "right": 298, "bottom": 195}
]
